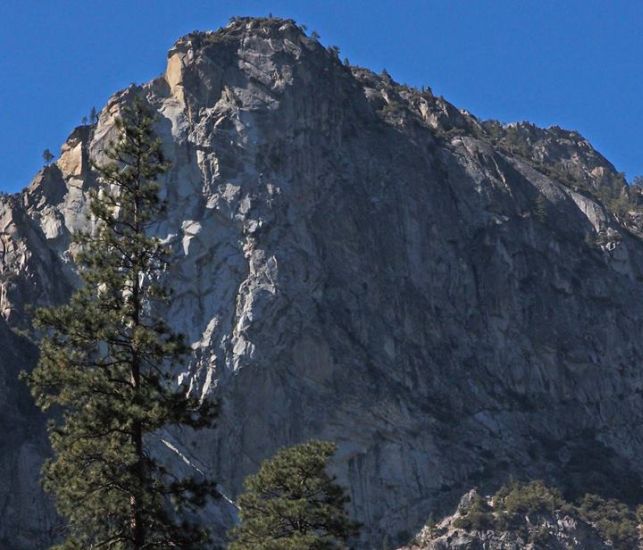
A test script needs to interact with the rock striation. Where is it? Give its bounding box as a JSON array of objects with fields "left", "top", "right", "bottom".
[{"left": 2, "top": 17, "right": 643, "bottom": 548}]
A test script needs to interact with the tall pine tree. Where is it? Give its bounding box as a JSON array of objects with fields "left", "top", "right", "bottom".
[{"left": 23, "top": 98, "right": 217, "bottom": 549}]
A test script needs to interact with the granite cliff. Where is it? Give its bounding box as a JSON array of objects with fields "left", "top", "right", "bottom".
[{"left": 2, "top": 17, "right": 643, "bottom": 548}]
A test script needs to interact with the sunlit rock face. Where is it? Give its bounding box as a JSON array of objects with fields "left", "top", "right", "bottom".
[{"left": 2, "top": 17, "right": 643, "bottom": 548}]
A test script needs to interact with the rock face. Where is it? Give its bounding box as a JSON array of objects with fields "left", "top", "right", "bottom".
[{"left": 2, "top": 17, "right": 643, "bottom": 548}]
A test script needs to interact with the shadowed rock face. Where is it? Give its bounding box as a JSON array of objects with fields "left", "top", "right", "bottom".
[{"left": 2, "top": 17, "right": 643, "bottom": 548}]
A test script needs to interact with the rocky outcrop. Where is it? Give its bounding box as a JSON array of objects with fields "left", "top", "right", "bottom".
[
  {"left": 2, "top": 17, "right": 643, "bottom": 548},
  {"left": 398, "top": 489, "right": 623, "bottom": 549}
]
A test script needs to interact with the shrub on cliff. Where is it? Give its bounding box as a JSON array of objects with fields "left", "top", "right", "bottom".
[
  {"left": 453, "top": 493, "right": 494, "bottom": 531},
  {"left": 578, "top": 494, "right": 638, "bottom": 549}
]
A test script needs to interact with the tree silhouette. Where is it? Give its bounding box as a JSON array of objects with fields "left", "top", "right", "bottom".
[{"left": 42, "top": 149, "right": 54, "bottom": 166}]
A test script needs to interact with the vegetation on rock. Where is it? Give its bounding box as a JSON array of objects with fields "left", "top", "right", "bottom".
[
  {"left": 450, "top": 481, "right": 641, "bottom": 549},
  {"left": 42, "top": 148, "right": 54, "bottom": 166},
  {"left": 577, "top": 493, "right": 639, "bottom": 549}
]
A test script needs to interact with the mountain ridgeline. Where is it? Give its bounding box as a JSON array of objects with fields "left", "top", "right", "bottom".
[{"left": 2, "top": 17, "right": 643, "bottom": 548}]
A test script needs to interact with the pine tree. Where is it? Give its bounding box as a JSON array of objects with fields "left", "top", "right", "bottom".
[
  {"left": 42, "top": 148, "right": 54, "bottom": 165},
  {"left": 23, "top": 98, "right": 217, "bottom": 549},
  {"left": 90, "top": 106, "right": 99, "bottom": 124},
  {"left": 229, "top": 440, "right": 360, "bottom": 550}
]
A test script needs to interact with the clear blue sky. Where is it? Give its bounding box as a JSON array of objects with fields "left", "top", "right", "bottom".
[{"left": 1, "top": 0, "right": 641, "bottom": 192}]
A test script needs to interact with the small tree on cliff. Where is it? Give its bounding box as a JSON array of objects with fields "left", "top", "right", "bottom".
[
  {"left": 42, "top": 148, "right": 54, "bottom": 165},
  {"left": 23, "top": 98, "right": 217, "bottom": 549},
  {"left": 229, "top": 440, "right": 360, "bottom": 550}
]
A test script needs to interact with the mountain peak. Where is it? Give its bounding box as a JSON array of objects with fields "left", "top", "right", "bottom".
[
  {"left": 4, "top": 18, "right": 643, "bottom": 548},
  {"left": 168, "top": 16, "right": 316, "bottom": 61}
]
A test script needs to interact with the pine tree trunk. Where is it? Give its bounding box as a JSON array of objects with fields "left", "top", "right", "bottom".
[
  {"left": 130, "top": 352, "right": 144, "bottom": 548},
  {"left": 130, "top": 189, "right": 145, "bottom": 549}
]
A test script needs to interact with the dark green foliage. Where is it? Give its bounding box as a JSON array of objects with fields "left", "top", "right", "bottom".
[
  {"left": 499, "top": 125, "right": 532, "bottom": 157},
  {"left": 228, "top": 440, "right": 360, "bottom": 549},
  {"left": 22, "top": 98, "right": 217, "bottom": 549},
  {"left": 42, "top": 149, "right": 54, "bottom": 165},
  {"left": 493, "top": 481, "right": 565, "bottom": 531},
  {"left": 90, "top": 106, "right": 99, "bottom": 125},
  {"left": 528, "top": 525, "right": 554, "bottom": 545},
  {"left": 454, "top": 482, "right": 564, "bottom": 533},
  {"left": 452, "top": 481, "right": 641, "bottom": 548},
  {"left": 577, "top": 494, "right": 638, "bottom": 550},
  {"left": 483, "top": 120, "right": 504, "bottom": 142},
  {"left": 453, "top": 493, "right": 494, "bottom": 531}
]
